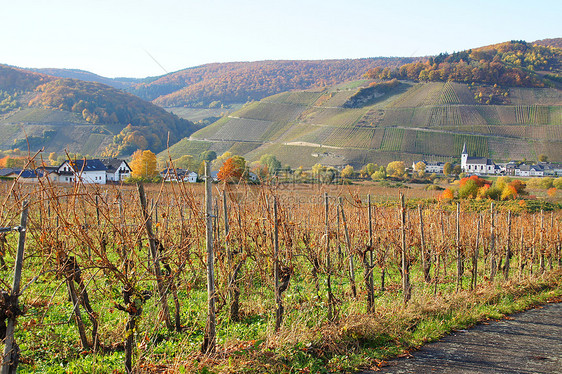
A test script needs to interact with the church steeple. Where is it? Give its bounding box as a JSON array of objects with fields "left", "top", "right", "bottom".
[{"left": 461, "top": 142, "right": 468, "bottom": 172}]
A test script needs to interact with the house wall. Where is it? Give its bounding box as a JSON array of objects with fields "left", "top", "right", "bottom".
[{"left": 79, "top": 171, "right": 107, "bottom": 184}]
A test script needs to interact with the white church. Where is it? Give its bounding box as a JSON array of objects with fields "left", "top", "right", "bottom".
[{"left": 461, "top": 143, "right": 498, "bottom": 175}]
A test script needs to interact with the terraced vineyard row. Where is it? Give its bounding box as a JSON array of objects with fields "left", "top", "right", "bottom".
[
  {"left": 301, "top": 107, "right": 366, "bottom": 127},
  {"left": 380, "top": 127, "right": 404, "bottom": 151},
  {"left": 323, "top": 126, "right": 374, "bottom": 149},
  {"left": 264, "top": 91, "right": 323, "bottom": 106},
  {"left": 453, "top": 134, "right": 489, "bottom": 157},
  {"left": 436, "top": 82, "right": 461, "bottom": 104},
  {"left": 212, "top": 118, "right": 275, "bottom": 142},
  {"left": 235, "top": 102, "right": 305, "bottom": 123}
]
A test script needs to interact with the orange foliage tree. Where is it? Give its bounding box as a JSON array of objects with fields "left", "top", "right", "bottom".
[{"left": 217, "top": 156, "right": 246, "bottom": 183}]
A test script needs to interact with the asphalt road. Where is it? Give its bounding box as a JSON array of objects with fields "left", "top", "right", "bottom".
[{"left": 359, "top": 302, "right": 562, "bottom": 374}]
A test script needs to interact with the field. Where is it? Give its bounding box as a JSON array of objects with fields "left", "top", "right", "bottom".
[{"left": 1, "top": 176, "right": 561, "bottom": 373}]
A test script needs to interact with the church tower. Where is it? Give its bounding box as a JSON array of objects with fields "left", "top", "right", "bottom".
[{"left": 461, "top": 142, "right": 468, "bottom": 171}]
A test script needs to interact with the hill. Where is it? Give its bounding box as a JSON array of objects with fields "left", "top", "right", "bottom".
[
  {"left": 162, "top": 78, "right": 562, "bottom": 168},
  {"left": 534, "top": 37, "right": 562, "bottom": 50},
  {"left": 0, "top": 65, "right": 198, "bottom": 156},
  {"left": 130, "top": 58, "right": 420, "bottom": 108},
  {"left": 365, "top": 41, "right": 562, "bottom": 88},
  {"left": 27, "top": 68, "right": 142, "bottom": 90}
]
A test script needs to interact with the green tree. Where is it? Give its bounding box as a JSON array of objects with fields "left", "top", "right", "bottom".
[
  {"left": 538, "top": 154, "right": 548, "bottom": 162},
  {"left": 259, "top": 154, "right": 282, "bottom": 175},
  {"left": 200, "top": 150, "right": 217, "bottom": 162}
]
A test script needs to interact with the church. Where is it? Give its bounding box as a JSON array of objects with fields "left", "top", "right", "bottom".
[{"left": 460, "top": 143, "right": 497, "bottom": 174}]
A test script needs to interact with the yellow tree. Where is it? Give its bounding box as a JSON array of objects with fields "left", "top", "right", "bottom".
[
  {"left": 386, "top": 161, "right": 406, "bottom": 178},
  {"left": 130, "top": 150, "right": 158, "bottom": 178}
]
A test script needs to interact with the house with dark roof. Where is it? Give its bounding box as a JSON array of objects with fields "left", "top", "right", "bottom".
[
  {"left": 101, "top": 159, "right": 131, "bottom": 182},
  {"left": 1, "top": 168, "right": 58, "bottom": 183},
  {"left": 461, "top": 143, "right": 497, "bottom": 174},
  {"left": 515, "top": 164, "right": 544, "bottom": 177},
  {"left": 57, "top": 159, "right": 108, "bottom": 184}
]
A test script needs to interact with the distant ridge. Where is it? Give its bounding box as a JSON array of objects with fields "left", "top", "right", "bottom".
[
  {"left": 129, "top": 58, "right": 422, "bottom": 107},
  {"left": 27, "top": 68, "right": 143, "bottom": 90}
]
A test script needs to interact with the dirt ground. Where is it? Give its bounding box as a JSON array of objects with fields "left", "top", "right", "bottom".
[{"left": 359, "top": 302, "right": 562, "bottom": 374}]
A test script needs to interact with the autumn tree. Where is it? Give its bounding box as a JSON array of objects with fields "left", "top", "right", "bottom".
[
  {"left": 130, "top": 150, "right": 158, "bottom": 178},
  {"left": 414, "top": 161, "right": 426, "bottom": 178},
  {"left": 360, "top": 163, "right": 377, "bottom": 178},
  {"left": 341, "top": 165, "right": 354, "bottom": 179},
  {"left": 443, "top": 162, "right": 452, "bottom": 176},
  {"left": 217, "top": 156, "right": 246, "bottom": 183},
  {"left": 386, "top": 161, "right": 406, "bottom": 178},
  {"left": 49, "top": 152, "right": 59, "bottom": 166}
]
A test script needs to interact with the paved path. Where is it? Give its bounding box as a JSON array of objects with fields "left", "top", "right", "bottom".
[{"left": 359, "top": 302, "right": 562, "bottom": 374}]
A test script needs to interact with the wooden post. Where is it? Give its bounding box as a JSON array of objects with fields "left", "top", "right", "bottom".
[
  {"left": 365, "top": 195, "right": 375, "bottom": 312},
  {"left": 339, "top": 197, "right": 357, "bottom": 298},
  {"left": 456, "top": 203, "right": 462, "bottom": 291},
  {"left": 489, "top": 202, "right": 496, "bottom": 281},
  {"left": 418, "top": 205, "right": 430, "bottom": 283},
  {"left": 2, "top": 201, "right": 28, "bottom": 374},
  {"left": 202, "top": 161, "right": 216, "bottom": 353},
  {"left": 325, "top": 193, "right": 335, "bottom": 320},
  {"left": 137, "top": 184, "right": 172, "bottom": 330},
  {"left": 539, "top": 210, "right": 545, "bottom": 272},
  {"left": 400, "top": 193, "right": 411, "bottom": 303},
  {"left": 503, "top": 210, "right": 512, "bottom": 280},
  {"left": 274, "top": 196, "right": 283, "bottom": 331},
  {"left": 471, "top": 215, "right": 481, "bottom": 290}
]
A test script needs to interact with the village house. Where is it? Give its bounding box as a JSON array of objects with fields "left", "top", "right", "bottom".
[
  {"left": 57, "top": 159, "right": 108, "bottom": 184},
  {"left": 160, "top": 168, "right": 198, "bottom": 182},
  {"left": 411, "top": 160, "right": 445, "bottom": 174},
  {"left": 515, "top": 164, "right": 544, "bottom": 177},
  {"left": 101, "top": 159, "right": 132, "bottom": 182}
]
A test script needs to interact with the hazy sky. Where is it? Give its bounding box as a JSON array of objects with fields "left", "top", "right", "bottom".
[{"left": 1, "top": 0, "right": 560, "bottom": 78}]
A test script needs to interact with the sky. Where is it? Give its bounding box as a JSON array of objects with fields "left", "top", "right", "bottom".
[{"left": 1, "top": 0, "right": 561, "bottom": 78}]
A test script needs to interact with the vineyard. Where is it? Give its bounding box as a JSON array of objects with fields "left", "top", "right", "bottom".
[
  {"left": 0, "top": 175, "right": 561, "bottom": 373},
  {"left": 182, "top": 79, "right": 562, "bottom": 168}
]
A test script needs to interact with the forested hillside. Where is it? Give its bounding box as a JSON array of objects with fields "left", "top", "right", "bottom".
[
  {"left": 0, "top": 65, "right": 197, "bottom": 156},
  {"left": 366, "top": 41, "right": 562, "bottom": 87},
  {"left": 131, "top": 58, "right": 420, "bottom": 107}
]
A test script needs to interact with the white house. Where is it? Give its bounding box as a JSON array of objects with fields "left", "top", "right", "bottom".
[
  {"left": 461, "top": 143, "right": 496, "bottom": 174},
  {"left": 102, "top": 159, "right": 131, "bottom": 182},
  {"left": 57, "top": 159, "right": 108, "bottom": 184},
  {"left": 412, "top": 160, "right": 445, "bottom": 174},
  {"left": 515, "top": 164, "right": 544, "bottom": 177},
  {"left": 186, "top": 171, "right": 198, "bottom": 183}
]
